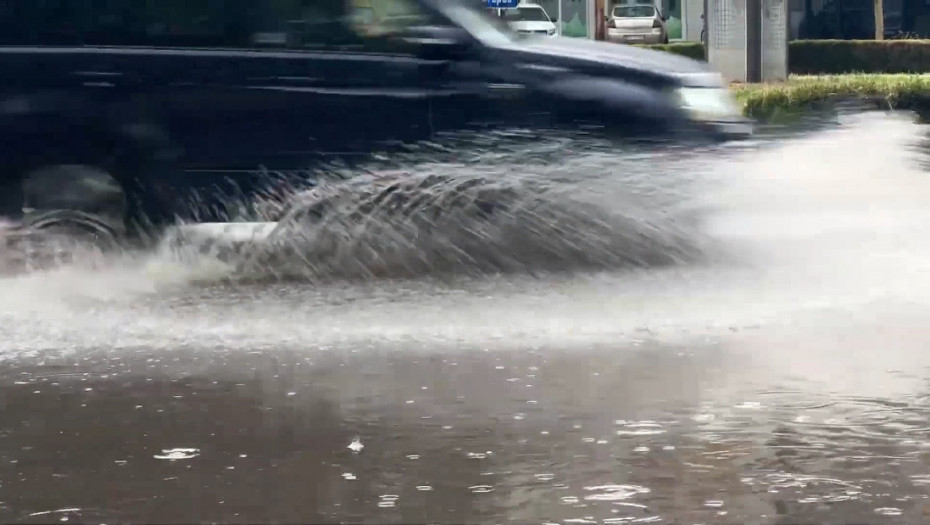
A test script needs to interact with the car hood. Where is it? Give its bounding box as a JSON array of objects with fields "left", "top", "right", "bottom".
[{"left": 518, "top": 36, "right": 721, "bottom": 87}]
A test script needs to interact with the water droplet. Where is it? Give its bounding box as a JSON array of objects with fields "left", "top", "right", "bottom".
[
  {"left": 406, "top": 454, "right": 420, "bottom": 460},
  {"left": 705, "top": 500, "right": 724, "bottom": 508},
  {"left": 347, "top": 438, "right": 364, "bottom": 453},
  {"left": 535, "top": 473, "right": 555, "bottom": 482},
  {"left": 634, "top": 446, "right": 650, "bottom": 453},
  {"left": 416, "top": 485, "right": 433, "bottom": 491},
  {"left": 153, "top": 448, "right": 200, "bottom": 460},
  {"left": 342, "top": 473, "right": 356, "bottom": 480},
  {"left": 561, "top": 496, "right": 580, "bottom": 504},
  {"left": 513, "top": 413, "right": 526, "bottom": 420},
  {"left": 466, "top": 452, "right": 487, "bottom": 459},
  {"left": 596, "top": 439, "right": 609, "bottom": 445},
  {"left": 286, "top": 392, "right": 296, "bottom": 397}
]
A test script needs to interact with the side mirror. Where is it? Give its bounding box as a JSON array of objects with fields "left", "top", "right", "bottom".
[
  {"left": 551, "top": 17, "right": 558, "bottom": 23},
  {"left": 400, "top": 25, "right": 472, "bottom": 60}
]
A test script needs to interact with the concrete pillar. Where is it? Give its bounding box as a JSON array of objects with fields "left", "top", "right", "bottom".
[{"left": 706, "top": 0, "right": 787, "bottom": 83}]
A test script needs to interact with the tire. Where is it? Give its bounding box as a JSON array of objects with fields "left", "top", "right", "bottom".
[
  {"left": 17, "top": 164, "right": 128, "bottom": 259},
  {"left": 22, "top": 209, "right": 121, "bottom": 246},
  {"left": 21, "top": 164, "right": 127, "bottom": 226},
  {"left": 13, "top": 209, "right": 123, "bottom": 271}
]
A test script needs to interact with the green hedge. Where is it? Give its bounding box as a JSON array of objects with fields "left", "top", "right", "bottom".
[
  {"left": 641, "top": 40, "right": 930, "bottom": 75},
  {"left": 732, "top": 74, "right": 930, "bottom": 118},
  {"left": 789, "top": 40, "right": 930, "bottom": 74}
]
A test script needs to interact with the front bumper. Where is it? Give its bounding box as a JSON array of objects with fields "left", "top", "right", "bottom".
[
  {"left": 607, "top": 30, "right": 665, "bottom": 45},
  {"left": 516, "top": 29, "right": 559, "bottom": 38},
  {"left": 693, "top": 117, "right": 754, "bottom": 140}
]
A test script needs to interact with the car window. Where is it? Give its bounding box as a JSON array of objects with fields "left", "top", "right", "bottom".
[
  {"left": 613, "top": 5, "right": 657, "bottom": 18},
  {"left": 501, "top": 7, "right": 550, "bottom": 23},
  {"left": 0, "top": 0, "right": 446, "bottom": 53},
  {"left": 344, "top": 0, "right": 445, "bottom": 43}
]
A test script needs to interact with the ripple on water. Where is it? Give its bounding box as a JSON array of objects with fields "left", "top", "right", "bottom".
[
  {"left": 614, "top": 421, "right": 667, "bottom": 437},
  {"left": 153, "top": 448, "right": 200, "bottom": 460},
  {"left": 583, "top": 484, "right": 651, "bottom": 502}
]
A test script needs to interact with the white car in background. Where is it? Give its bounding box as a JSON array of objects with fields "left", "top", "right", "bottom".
[
  {"left": 499, "top": 3, "right": 558, "bottom": 37},
  {"left": 607, "top": 3, "right": 669, "bottom": 45}
]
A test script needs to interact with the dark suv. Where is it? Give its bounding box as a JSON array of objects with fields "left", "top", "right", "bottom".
[{"left": 0, "top": 0, "right": 749, "bottom": 241}]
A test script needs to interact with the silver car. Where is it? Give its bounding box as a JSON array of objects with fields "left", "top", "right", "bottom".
[{"left": 606, "top": 4, "right": 668, "bottom": 45}]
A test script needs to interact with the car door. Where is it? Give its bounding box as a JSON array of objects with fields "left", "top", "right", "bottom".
[
  {"left": 78, "top": 0, "right": 436, "bottom": 222},
  {"left": 147, "top": 0, "right": 429, "bottom": 209}
]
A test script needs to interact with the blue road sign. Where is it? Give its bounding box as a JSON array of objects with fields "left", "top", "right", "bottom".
[{"left": 487, "top": 0, "right": 520, "bottom": 8}]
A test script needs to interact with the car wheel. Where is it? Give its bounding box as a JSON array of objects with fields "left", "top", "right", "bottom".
[{"left": 16, "top": 164, "right": 128, "bottom": 268}]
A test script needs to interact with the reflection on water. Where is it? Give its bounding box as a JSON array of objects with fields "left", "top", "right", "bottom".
[
  {"left": 2, "top": 110, "right": 930, "bottom": 524},
  {"left": 4, "top": 339, "right": 930, "bottom": 524}
]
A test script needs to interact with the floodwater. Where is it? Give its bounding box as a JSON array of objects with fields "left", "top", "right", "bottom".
[{"left": 2, "top": 110, "right": 930, "bottom": 524}]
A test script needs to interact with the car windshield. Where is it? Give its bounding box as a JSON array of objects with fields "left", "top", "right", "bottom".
[
  {"left": 501, "top": 6, "right": 549, "bottom": 22},
  {"left": 614, "top": 5, "right": 656, "bottom": 18},
  {"left": 437, "top": 2, "right": 519, "bottom": 46}
]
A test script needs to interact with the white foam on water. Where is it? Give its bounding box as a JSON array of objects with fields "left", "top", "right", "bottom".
[{"left": 1, "top": 111, "right": 929, "bottom": 356}]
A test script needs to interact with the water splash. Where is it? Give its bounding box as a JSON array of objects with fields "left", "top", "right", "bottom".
[{"left": 179, "top": 171, "right": 707, "bottom": 283}]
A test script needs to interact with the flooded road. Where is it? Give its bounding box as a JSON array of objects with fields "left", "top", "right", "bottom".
[{"left": 3, "top": 111, "right": 930, "bottom": 524}]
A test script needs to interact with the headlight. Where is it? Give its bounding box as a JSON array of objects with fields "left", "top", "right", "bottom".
[{"left": 675, "top": 87, "right": 741, "bottom": 121}]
